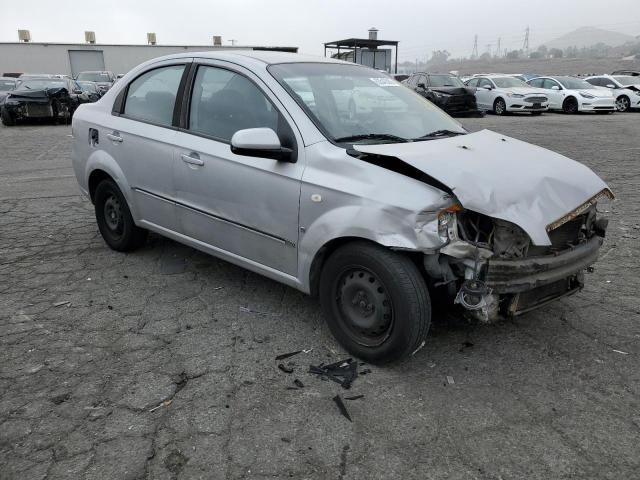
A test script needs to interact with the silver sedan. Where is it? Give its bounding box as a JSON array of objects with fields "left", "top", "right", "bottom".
[{"left": 71, "top": 51, "right": 612, "bottom": 363}]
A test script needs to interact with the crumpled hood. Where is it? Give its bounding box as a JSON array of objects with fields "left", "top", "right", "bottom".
[
  {"left": 354, "top": 129, "right": 611, "bottom": 246},
  {"left": 7, "top": 87, "right": 69, "bottom": 101}
]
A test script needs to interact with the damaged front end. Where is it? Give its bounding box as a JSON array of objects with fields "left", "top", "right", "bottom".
[
  {"left": 3, "top": 87, "right": 73, "bottom": 122},
  {"left": 424, "top": 189, "right": 613, "bottom": 322}
]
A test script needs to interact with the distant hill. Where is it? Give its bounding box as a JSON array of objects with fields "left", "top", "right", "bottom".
[{"left": 541, "top": 26, "right": 635, "bottom": 50}]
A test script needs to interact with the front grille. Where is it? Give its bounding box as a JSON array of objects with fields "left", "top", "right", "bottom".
[
  {"left": 26, "top": 104, "right": 53, "bottom": 117},
  {"left": 525, "top": 96, "right": 547, "bottom": 102},
  {"left": 524, "top": 96, "right": 547, "bottom": 103}
]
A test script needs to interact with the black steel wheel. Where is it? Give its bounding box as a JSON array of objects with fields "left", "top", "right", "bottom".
[
  {"left": 94, "top": 178, "right": 147, "bottom": 252},
  {"left": 319, "top": 241, "right": 431, "bottom": 364},
  {"left": 493, "top": 98, "right": 507, "bottom": 115}
]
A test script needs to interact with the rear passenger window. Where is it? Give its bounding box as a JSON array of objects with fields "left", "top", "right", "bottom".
[
  {"left": 189, "top": 66, "right": 279, "bottom": 142},
  {"left": 124, "top": 65, "right": 185, "bottom": 126}
]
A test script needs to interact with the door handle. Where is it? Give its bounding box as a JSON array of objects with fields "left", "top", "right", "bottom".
[
  {"left": 181, "top": 153, "right": 204, "bottom": 166},
  {"left": 107, "top": 133, "right": 123, "bottom": 143}
]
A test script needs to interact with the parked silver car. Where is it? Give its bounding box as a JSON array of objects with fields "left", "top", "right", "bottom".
[{"left": 71, "top": 52, "right": 613, "bottom": 363}]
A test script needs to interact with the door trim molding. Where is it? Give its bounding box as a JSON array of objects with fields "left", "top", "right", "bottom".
[{"left": 133, "top": 187, "right": 294, "bottom": 247}]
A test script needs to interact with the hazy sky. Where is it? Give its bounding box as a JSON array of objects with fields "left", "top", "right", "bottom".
[{"left": 1, "top": 0, "right": 638, "bottom": 61}]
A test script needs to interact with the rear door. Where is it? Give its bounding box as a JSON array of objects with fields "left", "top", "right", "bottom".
[
  {"left": 172, "top": 61, "right": 304, "bottom": 275},
  {"left": 107, "top": 60, "right": 189, "bottom": 232}
]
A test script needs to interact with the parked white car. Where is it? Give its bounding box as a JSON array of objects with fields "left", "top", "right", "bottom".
[
  {"left": 584, "top": 74, "right": 640, "bottom": 112},
  {"left": 465, "top": 75, "right": 549, "bottom": 115},
  {"left": 527, "top": 76, "right": 616, "bottom": 114}
]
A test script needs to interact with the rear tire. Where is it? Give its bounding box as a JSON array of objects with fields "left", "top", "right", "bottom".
[
  {"left": 94, "top": 178, "right": 147, "bottom": 252},
  {"left": 493, "top": 98, "right": 507, "bottom": 115},
  {"left": 1, "top": 108, "right": 16, "bottom": 126},
  {"left": 319, "top": 241, "right": 431, "bottom": 364},
  {"left": 562, "top": 97, "right": 579, "bottom": 114}
]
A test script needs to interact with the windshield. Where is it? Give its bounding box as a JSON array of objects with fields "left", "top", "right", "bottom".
[
  {"left": 613, "top": 76, "right": 637, "bottom": 86},
  {"left": 269, "top": 63, "right": 465, "bottom": 144},
  {"left": 16, "top": 79, "right": 67, "bottom": 90},
  {"left": 492, "top": 77, "right": 530, "bottom": 88},
  {"left": 0, "top": 80, "right": 16, "bottom": 91},
  {"left": 428, "top": 74, "right": 464, "bottom": 87},
  {"left": 78, "top": 82, "right": 97, "bottom": 92},
  {"left": 555, "top": 77, "right": 593, "bottom": 90},
  {"left": 77, "top": 72, "right": 110, "bottom": 82}
]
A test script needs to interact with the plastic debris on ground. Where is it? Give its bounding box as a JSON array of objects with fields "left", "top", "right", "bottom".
[
  {"left": 309, "top": 358, "right": 358, "bottom": 389},
  {"left": 277, "top": 363, "right": 294, "bottom": 374},
  {"left": 446, "top": 375, "right": 455, "bottom": 385},
  {"left": 344, "top": 394, "right": 364, "bottom": 401},
  {"left": 333, "top": 394, "right": 352, "bottom": 422}
]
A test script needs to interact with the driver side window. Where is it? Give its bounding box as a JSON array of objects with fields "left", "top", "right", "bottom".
[{"left": 542, "top": 79, "right": 560, "bottom": 90}]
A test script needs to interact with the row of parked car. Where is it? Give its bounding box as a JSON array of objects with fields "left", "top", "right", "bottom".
[
  {"left": 398, "top": 70, "right": 640, "bottom": 116},
  {"left": 0, "top": 71, "right": 120, "bottom": 126}
]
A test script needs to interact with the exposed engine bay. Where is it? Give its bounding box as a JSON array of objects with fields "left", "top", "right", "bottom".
[{"left": 424, "top": 190, "right": 612, "bottom": 322}]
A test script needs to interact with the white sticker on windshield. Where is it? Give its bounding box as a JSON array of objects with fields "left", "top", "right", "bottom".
[{"left": 369, "top": 77, "right": 400, "bottom": 87}]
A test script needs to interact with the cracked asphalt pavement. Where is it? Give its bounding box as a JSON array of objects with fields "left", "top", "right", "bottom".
[{"left": 1, "top": 113, "right": 639, "bottom": 479}]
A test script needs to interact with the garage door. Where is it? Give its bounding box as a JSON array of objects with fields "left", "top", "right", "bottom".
[{"left": 68, "top": 50, "right": 105, "bottom": 77}]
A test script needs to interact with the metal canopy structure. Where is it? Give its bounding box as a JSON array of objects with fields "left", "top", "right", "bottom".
[{"left": 324, "top": 37, "right": 399, "bottom": 73}]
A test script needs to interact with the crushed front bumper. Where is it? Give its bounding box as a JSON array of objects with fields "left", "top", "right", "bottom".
[{"left": 484, "top": 235, "right": 603, "bottom": 294}]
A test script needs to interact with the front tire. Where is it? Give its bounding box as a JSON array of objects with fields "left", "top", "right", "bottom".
[
  {"left": 562, "top": 97, "right": 579, "bottom": 114},
  {"left": 94, "top": 178, "right": 147, "bottom": 252},
  {"left": 1, "top": 108, "right": 16, "bottom": 126},
  {"left": 319, "top": 242, "right": 431, "bottom": 364},
  {"left": 493, "top": 98, "right": 507, "bottom": 115},
  {"left": 615, "top": 95, "right": 630, "bottom": 112}
]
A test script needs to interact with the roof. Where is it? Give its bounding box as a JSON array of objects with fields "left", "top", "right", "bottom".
[
  {"left": 140, "top": 50, "right": 346, "bottom": 67},
  {"left": 324, "top": 38, "right": 399, "bottom": 48}
]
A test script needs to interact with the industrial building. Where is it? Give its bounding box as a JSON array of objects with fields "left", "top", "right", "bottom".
[
  {"left": 0, "top": 33, "right": 298, "bottom": 77},
  {"left": 324, "top": 28, "right": 399, "bottom": 73}
]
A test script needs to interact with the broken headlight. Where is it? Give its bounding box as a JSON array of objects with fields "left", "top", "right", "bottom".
[{"left": 438, "top": 204, "right": 462, "bottom": 242}]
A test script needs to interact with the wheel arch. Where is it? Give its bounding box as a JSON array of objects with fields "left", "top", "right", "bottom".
[{"left": 84, "top": 150, "right": 138, "bottom": 219}]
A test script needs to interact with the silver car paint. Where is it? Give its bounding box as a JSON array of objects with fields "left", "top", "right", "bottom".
[{"left": 72, "top": 50, "right": 610, "bottom": 298}]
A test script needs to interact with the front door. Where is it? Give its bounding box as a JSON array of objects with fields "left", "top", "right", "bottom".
[
  {"left": 542, "top": 78, "right": 564, "bottom": 109},
  {"left": 172, "top": 62, "right": 304, "bottom": 275}
]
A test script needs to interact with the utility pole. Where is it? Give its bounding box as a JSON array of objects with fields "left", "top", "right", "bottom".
[
  {"left": 496, "top": 37, "right": 501, "bottom": 57},
  {"left": 472, "top": 34, "right": 478, "bottom": 59},
  {"left": 523, "top": 26, "right": 530, "bottom": 54}
]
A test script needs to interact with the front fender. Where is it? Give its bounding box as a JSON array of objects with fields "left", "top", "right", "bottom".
[{"left": 297, "top": 204, "right": 444, "bottom": 293}]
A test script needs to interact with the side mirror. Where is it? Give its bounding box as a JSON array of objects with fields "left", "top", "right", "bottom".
[
  {"left": 483, "top": 85, "right": 492, "bottom": 90},
  {"left": 417, "top": 82, "right": 426, "bottom": 89},
  {"left": 606, "top": 84, "right": 616, "bottom": 88},
  {"left": 230, "top": 128, "right": 293, "bottom": 162},
  {"left": 551, "top": 85, "right": 560, "bottom": 90}
]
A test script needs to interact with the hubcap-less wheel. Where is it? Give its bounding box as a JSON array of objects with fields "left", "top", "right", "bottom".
[
  {"left": 616, "top": 96, "right": 629, "bottom": 112},
  {"left": 336, "top": 268, "right": 393, "bottom": 347},
  {"left": 103, "top": 194, "right": 123, "bottom": 235}
]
